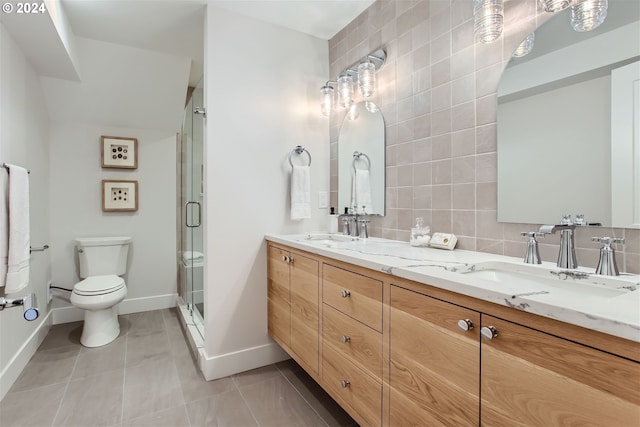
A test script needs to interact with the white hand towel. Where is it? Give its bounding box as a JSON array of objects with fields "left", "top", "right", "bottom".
[
  {"left": 2, "top": 164, "right": 30, "bottom": 294},
  {"left": 291, "top": 165, "right": 311, "bottom": 220},
  {"left": 0, "top": 169, "right": 8, "bottom": 289},
  {"left": 354, "top": 169, "right": 373, "bottom": 213}
]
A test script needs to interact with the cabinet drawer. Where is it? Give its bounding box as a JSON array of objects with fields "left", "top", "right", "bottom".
[
  {"left": 323, "top": 303, "right": 382, "bottom": 380},
  {"left": 322, "top": 344, "right": 382, "bottom": 427},
  {"left": 323, "top": 264, "right": 383, "bottom": 331}
]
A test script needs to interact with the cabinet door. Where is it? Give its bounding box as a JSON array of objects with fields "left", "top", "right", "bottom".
[
  {"left": 267, "top": 246, "right": 290, "bottom": 347},
  {"left": 289, "top": 252, "right": 320, "bottom": 375},
  {"left": 390, "top": 285, "right": 480, "bottom": 427},
  {"left": 481, "top": 315, "right": 640, "bottom": 427}
]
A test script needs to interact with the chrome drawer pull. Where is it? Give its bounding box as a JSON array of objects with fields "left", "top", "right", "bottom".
[
  {"left": 340, "top": 379, "right": 350, "bottom": 388},
  {"left": 341, "top": 335, "right": 351, "bottom": 343},
  {"left": 458, "top": 319, "right": 474, "bottom": 331},
  {"left": 340, "top": 290, "right": 351, "bottom": 298}
]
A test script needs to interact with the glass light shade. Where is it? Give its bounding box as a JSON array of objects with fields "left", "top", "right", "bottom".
[
  {"left": 571, "top": 0, "right": 608, "bottom": 32},
  {"left": 365, "top": 101, "right": 378, "bottom": 113},
  {"left": 473, "top": 0, "right": 504, "bottom": 43},
  {"left": 357, "top": 61, "right": 376, "bottom": 98},
  {"left": 338, "top": 74, "right": 354, "bottom": 108},
  {"left": 512, "top": 32, "right": 535, "bottom": 57},
  {"left": 540, "top": 0, "right": 574, "bottom": 12},
  {"left": 320, "top": 85, "right": 334, "bottom": 116}
]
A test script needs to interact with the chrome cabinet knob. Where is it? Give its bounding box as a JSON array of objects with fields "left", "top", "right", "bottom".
[
  {"left": 457, "top": 319, "right": 474, "bottom": 331},
  {"left": 281, "top": 255, "right": 293, "bottom": 263},
  {"left": 340, "top": 379, "right": 350, "bottom": 388},
  {"left": 340, "top": 290, "right": 351, "bottom": 298},
  {"left": 341, "top": 335, "right": 351, "bottom": 343},
  {"left": 481, "top": 326, "right": 498, "bottom": 340}
]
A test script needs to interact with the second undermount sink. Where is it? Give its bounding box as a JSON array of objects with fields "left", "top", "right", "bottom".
[{"left": 457, "top": 261, "right": 639, "bottom": 299}]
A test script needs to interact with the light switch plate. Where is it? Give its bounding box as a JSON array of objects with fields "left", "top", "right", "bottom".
[{"left": 319, "top": 191, "right": 328, "bottom": 209}]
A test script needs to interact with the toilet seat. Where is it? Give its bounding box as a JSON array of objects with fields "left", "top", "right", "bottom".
[{"left": 74, "top": 275, "right": 125, "bottom": 296}]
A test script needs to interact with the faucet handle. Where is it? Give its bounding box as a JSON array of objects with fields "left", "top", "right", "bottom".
[
  {"left": 591, "top": 237, "right": 625, "bottom": 245},
  {"left": 560, "top": 214, "right": 572, "bottom": 225},
  {"left": 520, "top": 232, "right": 545, "bottom": 238},
  {"left": 592, "top": 237, "right": 624, "bottom": 276},
  {"left": 521, "top": 232, "right": 544, "bottom": 264}
]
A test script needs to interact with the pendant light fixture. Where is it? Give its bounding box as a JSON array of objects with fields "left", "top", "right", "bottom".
[
  {"left": 337, "top": 73, "right": 354, "bottom": 108},
  {"left": 539, "top": 0, "right": 575, "bottom": 13},
  {"left": 473, "top": 0, "right": 504, "bottom": 43},
  {"left": 357, "top": 59, "right": 376, "bottom": 98},
  {"left": 320, "top": 83, "right": 334, "bottom": 116},
  {"left": 512, "top": 32, "right": 535, "bottom": 57},
  {"left": 571, "top": 0, "right": 608, "bottom": 32}
]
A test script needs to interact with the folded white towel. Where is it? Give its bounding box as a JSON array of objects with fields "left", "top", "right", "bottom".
[
  {"left": 291, "top": 165, "right": 311, "bottom": 220},
  {"left": 1, "top": 164, "right": 30, "bottom": 294},
  {"left": 353, "top": 169, "right": 373, "bottom": 214}
]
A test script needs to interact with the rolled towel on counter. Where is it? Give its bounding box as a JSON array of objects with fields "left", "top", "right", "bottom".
[{"left": 290, "top": 165, "right": 311, "bottom": 220}]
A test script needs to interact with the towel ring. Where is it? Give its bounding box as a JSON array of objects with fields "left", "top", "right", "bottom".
[
  {"left": 288, "top": 145, "right": 312, "bottom": 168},
  {"left": 352, "top": 151, "right": 371, "bottom": 173}
]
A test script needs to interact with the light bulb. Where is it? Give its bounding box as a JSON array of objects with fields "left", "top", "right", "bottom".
[
  {"left": 473, "top": 0, "right": 504, "bottom": 43},
  {"left": 539, "top": 0, "right": 575, "bottom": 12},
  {"left": 571, "top": 0, "right": 608, "bottom": 32},
  {"left": 357, "top": 61, "right": 376, "bottom": 98},
  {"left": 347, "top": 104, "right": 359, "bottom": 121},
  {"left": 513, "top": 32, "right": 535, "bottom": 57},
  {"left": 320, "top": 85, "right": 334, "bottom": 116},
  {"left": 338, "top": 74, "right": 354, "bottom": 108},
  {"left": 365, "top": 101, "right": 378, "bottom": 113}
]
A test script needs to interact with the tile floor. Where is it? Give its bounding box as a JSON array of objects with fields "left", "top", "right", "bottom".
[{"left": 0, "top": 309, "right": 357, "bottom": 427}]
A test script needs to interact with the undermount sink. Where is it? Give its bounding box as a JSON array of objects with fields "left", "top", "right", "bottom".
[
  {"left": 457, "top": 261, "right": 639, "bottom": 299},
  {"left": 299, "top": 233, "right": 358, "bottom": 246}
]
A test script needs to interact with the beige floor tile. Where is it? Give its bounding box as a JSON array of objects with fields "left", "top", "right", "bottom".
[
  {"left": 239, "top": 376, "right": 327, "bottom": 427},
  {"left": 231, "top": 364, "right": 282, "bottom": 389},
  {"left": 125, "top": 310, "right": 166, "bottom": 337},
  {"left": 0, "top": 383, "right": 66, "bottom": 427},
  {"left": 122, "top": 355, "right": 184, "bottom": 421},
  {"left": 71, "top": 335, "right": 126, "bottom": 380},
  {"left": 125, "top": 330, "right": 171, "bottom": 367},
  {"left": 53, "top": 371, "right": 124, "bottom": 427},
  {"left": 10, "top": 344, "right": 80, "bottom": 393},
  {"left": 37, "top": 321, "right": 82, "bottom": 350},
  {"left": 122, "top": 404, "right": 190, "bottom": 427},
  {"left": 186, "top": 389, "right": 258, "bottom": 427},
  {"left": 174, "top": 352, "right": 236, "bottom": 403}
]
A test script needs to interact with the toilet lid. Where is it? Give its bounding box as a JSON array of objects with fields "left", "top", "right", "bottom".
[{"left": 75, "top": 275, "right": 125, "bottom": 296}]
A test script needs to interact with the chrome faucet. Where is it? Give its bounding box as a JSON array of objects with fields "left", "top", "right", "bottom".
[
  {"left": 520, "top": 232, "right": 544, "bottom": 264},
  {"left": 592, "top": 237, "right": 625, "bottom": 276},
  {"left": 539, "top": 223, "right": 578, "bottom": 269}
]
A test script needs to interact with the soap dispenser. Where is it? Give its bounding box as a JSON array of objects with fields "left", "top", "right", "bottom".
[
  {"left": 410, "top": 217, "right": 431, "bottom": 247},
  {"left": 592, "top": 237, "right": 625, "bottom": 276}
]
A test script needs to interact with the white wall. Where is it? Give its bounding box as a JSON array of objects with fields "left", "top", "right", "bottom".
[
  {"left": 49, "top": 124, "right": 177, "bottom": 312},
  {"left": 201, "top": 5, "right": 330, "bottom": 379},
  {"left": 0, "top": 23, "right": 52, "bottom": 400}
]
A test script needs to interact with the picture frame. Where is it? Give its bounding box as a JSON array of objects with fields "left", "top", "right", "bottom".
[
  {"left": 101, "top": 136, "right": 138, "bottom": 169},
  {"left": 102, "top": 180, "right": 138, "bottom": 212}
]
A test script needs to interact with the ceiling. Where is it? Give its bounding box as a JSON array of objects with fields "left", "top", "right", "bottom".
[{"left": 61, "top": 0, "right": 375, "bottom": 86}]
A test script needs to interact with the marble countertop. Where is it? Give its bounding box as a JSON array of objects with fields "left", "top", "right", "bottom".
[{"left": 265, "top": 233, "right": 640, "bottom": 343}]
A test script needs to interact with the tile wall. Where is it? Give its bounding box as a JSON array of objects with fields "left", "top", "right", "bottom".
[{"left": 328, "top": 0, "right": 639, "bottom": 274}]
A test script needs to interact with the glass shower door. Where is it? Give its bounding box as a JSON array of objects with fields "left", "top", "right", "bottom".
[{"left": 182, "top": 79, "right": 205, "bottom": 338}]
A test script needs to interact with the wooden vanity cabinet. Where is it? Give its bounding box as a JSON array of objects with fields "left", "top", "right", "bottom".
[
  {"left": 481, "top": 315, "right": 640, "bottom": 427},
  {"left": 267, "top": 245, "right": 319, "bottom": 375},
  {"left": 389, "top": 285, "right": 480, "bottom": 427}
]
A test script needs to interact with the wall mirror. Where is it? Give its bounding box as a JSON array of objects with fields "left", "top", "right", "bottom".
[
  {"left": 497, "top": 2, "right": 639, "bottom": 228},
  {"left": 338, "top": 101, "right": 385, "bottom": 216}
]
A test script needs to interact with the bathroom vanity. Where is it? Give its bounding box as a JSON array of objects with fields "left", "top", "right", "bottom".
[{"left": 265, "top": 234, "right": 640, "bottom": 427}]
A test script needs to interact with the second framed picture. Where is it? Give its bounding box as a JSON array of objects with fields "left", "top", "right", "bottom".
[
  {"left": 102, "top": 180, "right": 138, "bottom": 212},
  {"left": 101, "top": 136, "right": 138, "bottom": 169}
]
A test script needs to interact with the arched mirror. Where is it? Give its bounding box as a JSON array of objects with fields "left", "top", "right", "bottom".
[
  {"left": 496, "top": 2, "right": 639, "bottom": 228},
  {"left": 338, "top": 101, "right": 385, "bottom": 216}
]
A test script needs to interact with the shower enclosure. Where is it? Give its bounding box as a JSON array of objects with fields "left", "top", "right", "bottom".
[{"left": 179, "top": 78, "right": 205, "bottom": 340}]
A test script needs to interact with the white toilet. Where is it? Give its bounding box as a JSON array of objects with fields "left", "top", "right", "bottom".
[{"left": 70, "top": 236, "right": 132, "bottom": 347}]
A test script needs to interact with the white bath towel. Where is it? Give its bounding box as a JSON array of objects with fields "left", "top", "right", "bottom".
[
  {"left": 1, "top": 164, "right": 30, "bottom": 294},
  {"left": 290, "top": 165, "right": 311, "bottom": 220},
  {"left": 353, "top": 169, "right": 373, "bottom": 213}
]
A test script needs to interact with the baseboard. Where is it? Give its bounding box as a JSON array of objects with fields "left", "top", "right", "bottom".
[
  {"left": 0, "top": 310, "right": 52, "bottom": 401},
  {"left": 51, "top": 293, "right": 178, "bottom": 325},
  {"left": 199, "top": 341, "right": 290, "bottom": 381}
]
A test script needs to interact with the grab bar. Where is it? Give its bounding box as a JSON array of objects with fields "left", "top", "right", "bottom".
[
  {"left": 288, "top": 146, "right": 312, "bottom": 168},
  {"left": 352, "top": 151, "right": 371, "bottom": 173}
]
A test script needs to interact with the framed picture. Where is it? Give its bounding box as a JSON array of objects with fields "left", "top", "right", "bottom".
[
  {"left": 102, "top": 180, "right": 138, "bottom": 211},
  {"left": 101, "top": 136, "right": 138, "bottom": 169}
]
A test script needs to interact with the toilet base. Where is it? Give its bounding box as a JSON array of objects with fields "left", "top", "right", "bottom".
[{"left": 80, "top": 306, "right": 121, "bottom": 347}]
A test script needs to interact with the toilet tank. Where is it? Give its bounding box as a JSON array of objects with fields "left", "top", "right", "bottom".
[{"left": 76, "top": 236, "right": 132, "bottom": 278}]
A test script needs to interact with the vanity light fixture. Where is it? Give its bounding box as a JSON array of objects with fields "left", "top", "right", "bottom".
[
  {"left": 346, "top": 104, "right": 359, "bottom": 121},
  {"left": 319, "top": 48, "right": 386, "bottom": 116},
  {"left": 512, "top": 32, "right": 535, "bottom": 57},
  {"left": 320, "top": 83, "right": 335, "bottom": 116},
  {"left": 539, "top": 0, "right": 575, "bottom": 12},
  {"left": 473, "top": 0, "right": 504, "bottom": 43},
  {"left": 337, "top": 73, "right": 355, "bottom": 108},
  {"left": 570, "top": 0, "right": 608, "bottom": 32}
]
